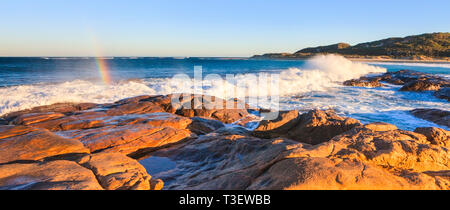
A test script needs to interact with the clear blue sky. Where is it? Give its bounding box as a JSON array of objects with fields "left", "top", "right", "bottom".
[{"left": 1, "top": 0, "right": 449, "bottom": 57}]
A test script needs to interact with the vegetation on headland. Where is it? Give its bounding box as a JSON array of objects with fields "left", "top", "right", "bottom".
[{"left": 252, "top": 32, "right": 450, "bottom": 60}]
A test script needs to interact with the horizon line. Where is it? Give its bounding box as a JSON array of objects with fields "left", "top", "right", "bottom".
[{"left": 0, "top": 56, "right": 252, "bottom": 58}]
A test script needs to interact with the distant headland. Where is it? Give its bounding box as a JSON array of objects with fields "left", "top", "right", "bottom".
[{"left": 251, "top": 32, "right": 450, "bottom": 62}]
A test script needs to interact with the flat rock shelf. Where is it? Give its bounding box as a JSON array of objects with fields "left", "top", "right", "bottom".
[{"left": 0, "top": 80, "right": 449, "bottom": 190}]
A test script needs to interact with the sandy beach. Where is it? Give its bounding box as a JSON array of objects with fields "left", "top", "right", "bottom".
[{"left": 348, "top": 57, "right": 450, "bottom": 64}]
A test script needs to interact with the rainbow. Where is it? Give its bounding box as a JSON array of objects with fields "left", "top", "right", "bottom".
[
  {"left": 90, "top": 35, "right": 112, "bottom": 85},
  {"left": 96, "top": 57, "right": 112, "bottom": 85}
]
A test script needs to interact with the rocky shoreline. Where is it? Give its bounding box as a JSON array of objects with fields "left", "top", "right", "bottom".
[
  {"left": 343, "top": 69, "right": 450, "bottom": 102},
  {"left": 0, "top": 71, "right": 449, "bottom": 190}
]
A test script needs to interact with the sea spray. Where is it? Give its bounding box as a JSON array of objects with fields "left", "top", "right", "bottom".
[
  {"left": 0, "top": 80, "right": 156, "bottom": 116},
  {"left": 272, "top": 54, "right": 387, "bottom": 94},
  {"left": 0, "top": 55, "right": 387, "bottom": 116},
  {"left": 306, "top": 54, "right": 387, "bottom": 81},
  {"left": 151, "top": 54, "right": 387, "bottom": 97}
]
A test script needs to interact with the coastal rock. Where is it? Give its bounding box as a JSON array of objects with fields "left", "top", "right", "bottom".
[
  {"left": 248, "top": 157, "right": 443, "bottom": 190},
  {"left": 81, "top": 152, "right": 152, "bottom": 190},
  {"left": 150, "top": 179, "right": 164, "bottom": 190},
  {"left": 25, "top": 111, "right": 190, "bottom": 132},
  {"left": 343, "top": 78, "right": 384, "bottom": 88},
  {"left": 0, "top": 124, "right": 157, "bottom": 190},
  {"left": 187, "top": 117, "right": 225, "bottom": 135},
  {"left": 253, "top": 109, "right": 362, "bottom": 145},
  {"left": 167, "top": 94, "right": 249, "bottom": 124},
  {"left": 410, "top": 109, "right": 450, "bottom": 127},
  {"left": 253, "top": 110, "right": 301, "bottom": 138},
  {"left": 345, "top": 70, "right": 450, "bottom": 98},
  {"left": 0, "top": 160, "right": 103, "bottom": 190},
  {"left": 105, "top": 99, "right": 166, "bottom": 116},
  {"left": 0, "top": 125, "right": 38, "bottom": 139},
  {"left": 362, "top": 122, "right": 398, "bottom": 132},
  {"left": 104, "top": 94, "right": 249, "bottom": 124},
  {"left": 102, "top": 94, "right": 248, "bottom": 123},
  {"left": 145, "top": 134, "right": 298, "bottom": 190},
  {"left": 286, "top": 109, "right": 362, "bottom": 145},
  {"left": 11, "top": 112, "right": 65, "bottom": 126},
  {"left": 1, "top": 93, "right": 449, "bottom": 190},
  {"left": 138, "top": 112, "right": 193, "bottom": 129},
  {"left": 60, "top": 119, "right": 106, "bottom": 131},
  {"left": 434, "top": 87, "right": 450, "bottom": 101},
  {"left": 234, "top": 115, "right": 260, "bottom": 128},
  {"left": 414, "top": 127, "right": 450, "bottom": 147},
  {"left": 400, "top": 80, "right": 442, "bottom": 91},
  {"left": 3, "top": 107, "right": 195, "bottom": 156},
  {"left": 379, "top": 75, "right": 405, "bottom": 85},
  {"left": 0, "top": 151, "right": 157, "bottom": 190},
  {"left": 100, "top": 95, "right": 175, "bottom": 117},
  {"left": 17, "top": 116, "right": 79, "bottom": 131},
  {"left": 143, "top": 122, "right": 450, "bottom": 190},
  {"left": 379, "top": 70, "right": 441, "bottom": 84},
  {"left": 18, "top": 114, "right": 107, "bottom": 132},
  {"left": 3, "top": 103, "right": 97, "bottom": 122},
  {"left": 0, "top": 125, "right": 89, "bottom": 164},
  {"left": 320, "top": 123, "right": 449, "bottom": 172},
  {"left": 5, "top": 107, "right": 109, "bottom": 132},
  {"left": 64, "top": 123, "right": 193, "bottom": 155},
  {"left": 261, "top": 123, "right": 450, "bottom": 189},
  {"left": 2, "top": 94, "right": 250, "bottom": 127}
]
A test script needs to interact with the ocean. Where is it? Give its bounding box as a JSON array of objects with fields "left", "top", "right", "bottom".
[{"left": 0, "top": 55, "right": 449, "bottom": 131}]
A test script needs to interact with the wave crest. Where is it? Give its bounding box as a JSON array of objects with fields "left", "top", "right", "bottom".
[{"left": 0, "top": 55, "right": 386, "bottom": 116}]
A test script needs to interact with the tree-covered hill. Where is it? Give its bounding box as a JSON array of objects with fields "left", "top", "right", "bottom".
[{"left": 252, "top": 33, "right": 450, "bottom": 59}]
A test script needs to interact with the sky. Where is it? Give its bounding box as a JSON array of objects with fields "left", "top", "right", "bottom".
[{"left": 0, "top": 0, "right": 449, "bottom": 57}]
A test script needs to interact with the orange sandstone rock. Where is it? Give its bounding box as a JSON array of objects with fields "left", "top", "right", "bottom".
[
  {"left": 0, "top": 125, "right": 89, "bottom": 164},
  {"left": 0, "top": 160, "right": 103, "bottom": 190},
  {"left": 81, "top": 152, "right": 152, "bottom": 190},
  {"left": 253, "top": 109, "right": 361, "bottom": 145}
]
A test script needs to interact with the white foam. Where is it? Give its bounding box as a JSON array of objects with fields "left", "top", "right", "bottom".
[
  {"left": 144, "top": 54, "right": 387, "bottom": 97},
  {"left": 278, "top": 54, "right": 387, "bottom": 94},
  {"left": 0, "top": 55, "right": 387, "bottom": 116},
  {"left": 1, "top": 55, "right": 447, "bottom": 131},
  {"left": 275, "top": 85, "right": 450, "bottom": 130},
  {"left": 0, "top": 80, "right": 156, "bottom": 116}
]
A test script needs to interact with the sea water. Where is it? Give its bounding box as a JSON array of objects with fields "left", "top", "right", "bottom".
[{"left": 0, "top": 55, "right": 448, "bottom": 130}]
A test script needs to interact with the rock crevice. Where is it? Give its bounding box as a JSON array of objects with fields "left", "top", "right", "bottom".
[{"left": 1, "top": 94, "right": 449, "bottom": 190}]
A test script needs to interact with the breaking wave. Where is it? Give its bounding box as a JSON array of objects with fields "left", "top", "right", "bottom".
[
  {"left": 0, "top": 80, "right": 157, "bottom": 116},
  {"left": 0, "top": 55, "right": 386, "bottom": 116},
  {"left": 144, "top": 54, "right": 387, "bottom": 97}
]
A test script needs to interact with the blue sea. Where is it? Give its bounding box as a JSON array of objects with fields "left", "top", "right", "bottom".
[{"left": 0, "top": 56, "right": 449, "bottom": 130}]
